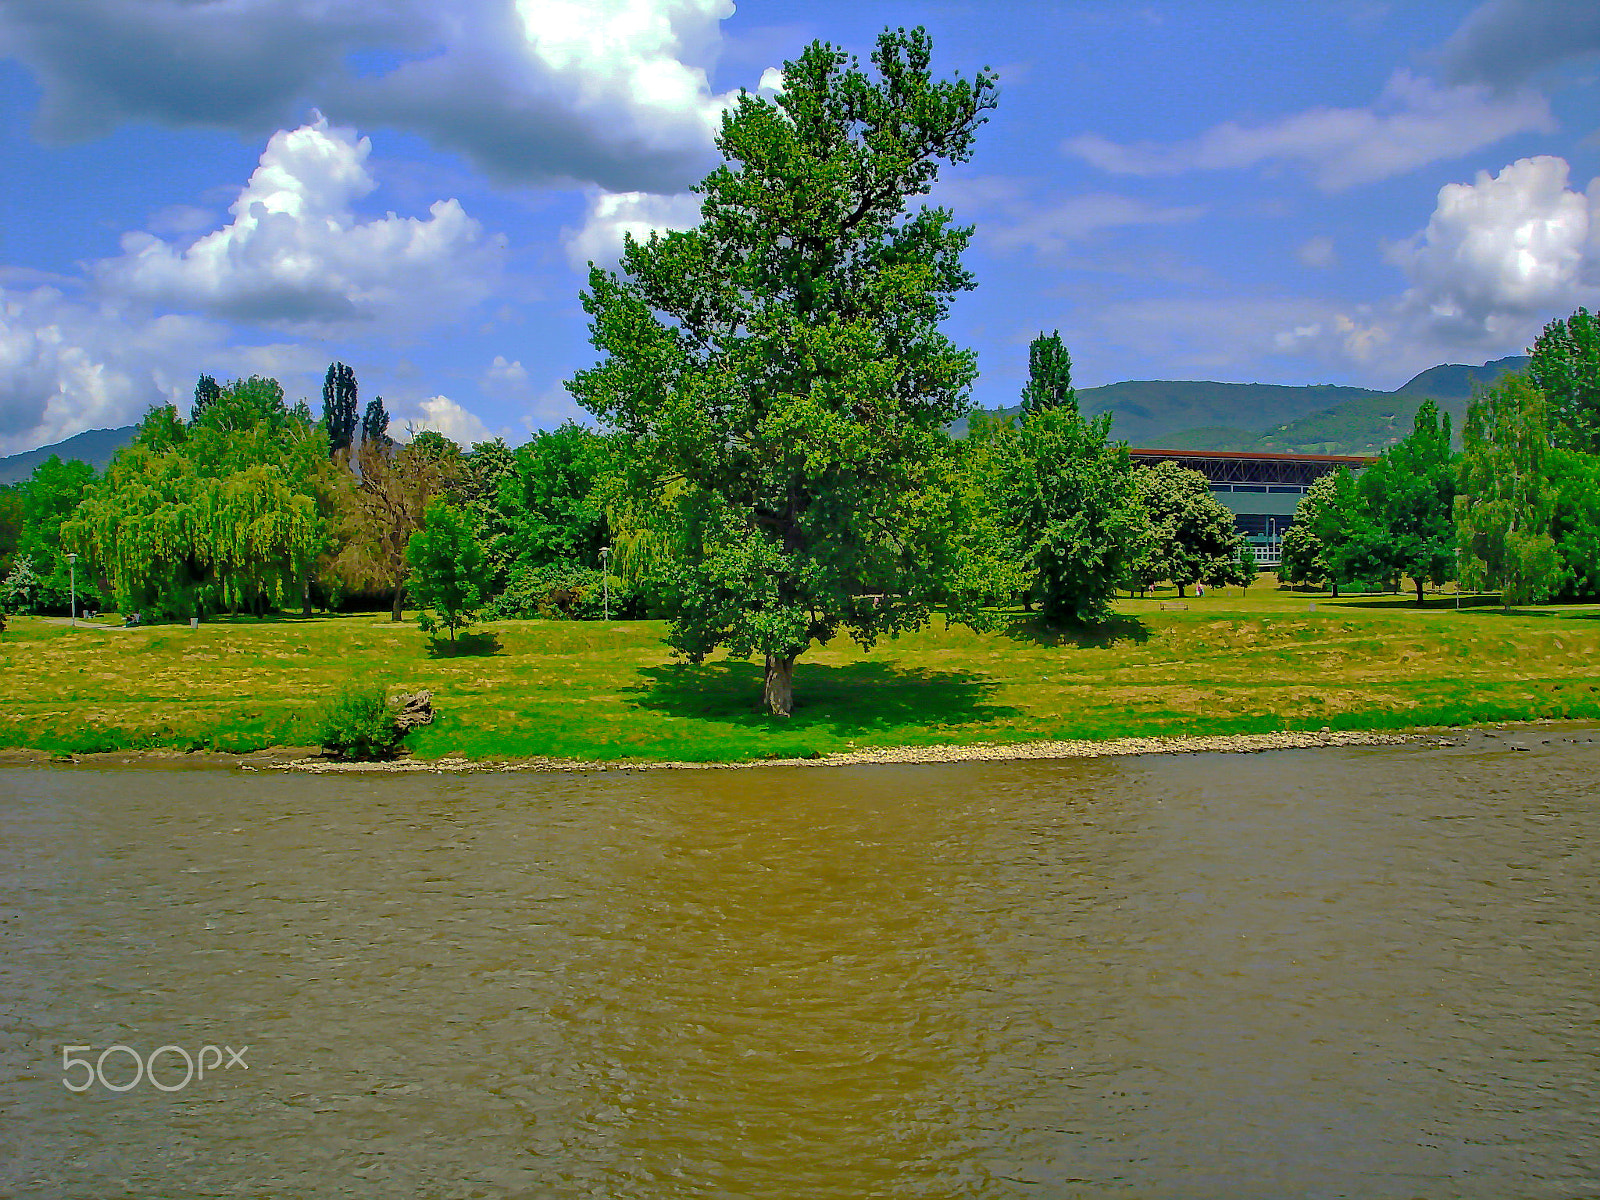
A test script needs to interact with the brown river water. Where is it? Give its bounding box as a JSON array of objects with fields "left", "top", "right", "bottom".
[{"left": 2, "top": 738, "right": 1598, "bottom": 1199}]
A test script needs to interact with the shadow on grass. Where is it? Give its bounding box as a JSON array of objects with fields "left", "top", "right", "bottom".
[
  {"left": 999, "top": 612, "right": 1150, "bottom": 648},
  {"left": 1324, "top": 594, "right": 1505, "bottom": 610},
  {"left": 627, "top": 659, "right": 1018, "bottom": 733},
  {"left": 426, "top": 631, "right": 503, "bottom": 658},
  {"left": 1457, "top": 605, "right": 1600, "bottom": 621}
]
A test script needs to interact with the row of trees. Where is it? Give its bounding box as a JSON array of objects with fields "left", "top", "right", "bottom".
[
  {"left": 962, "top": 332, "right": 1253, "bottom": 624},
  {"left": 0, "top": 369, "right": 623, "bottom": 634},
  {"left": 1282, "top": 307, "right": 1600, "bottom": 607}
]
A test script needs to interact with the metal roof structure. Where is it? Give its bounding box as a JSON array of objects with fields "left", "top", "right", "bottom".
[
  {"left": 1127, "top": 447, "right": 1382, "bottom": 566},
  {"left": 1129, "top": 447, "right": 1378, "bottom": 488}
]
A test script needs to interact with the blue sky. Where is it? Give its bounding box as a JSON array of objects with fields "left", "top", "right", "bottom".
[{"left": 1, "top": 0, "right": 1597, "bottom": 456}]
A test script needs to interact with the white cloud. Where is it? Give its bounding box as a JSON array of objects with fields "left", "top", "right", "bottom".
[
  {"left": 1268, "top": 156, "right": 1600, "bottom": 379},
  {"left": 1387, "top": 155, "right": 1599, "bottom": 340},
  {"left": 1296, "top": 235, "right": 1337, "bottom": 268},
  {"left": 564, "top": 189, "right": 704, "bottom": 269},
  {"left": 1064, "top": 70, "right": 1554, "bottom": 190},
  {"left": 985, "top": 193, "right": 1205, "bottom": 256},
  {"left": 480, "top": 355, "right": 586, "bottom": 430},
  {"left": 398, "top": 395, "right": 493, "bottom": 447},
  {"left": 95, "top": 116, "right": 505, "bottom": 333},
  {"left": 0, "top": 0, "right": 754, "bottom": 192},
  {"left": 483, "top": 355, "right": 534, "bottom": 400},
  {"left": 1440, "top": 0, "right": 1600, "bottom": 88},
  {"left": 0, "top": 285, "right": 316, "bottom": 457}
]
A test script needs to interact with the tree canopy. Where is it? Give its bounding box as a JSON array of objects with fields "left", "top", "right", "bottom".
[
  {"left": 1529, "top": 307, "right": 1600, "bottom": 454},
  {"left": 974, "top": 334, "right": 1144, "bottom": 623},
  {"left": 406, "top": 500, "right": 486, "bottom": 642},
  {"left": 1456, "top": 374, "right": 1560, "bottom": 607},
  {"left": 569, "top": 26, "right": 998, "bottom": 715},
  {"left": 1129, "top": 462, "right": 1245, "bottom": 597},
  {"left": 1019, "top": 330, "right": 1075, "bottom": 417},
  {"left": 65, "top": 380, "right": 334, "bottom": 618}
]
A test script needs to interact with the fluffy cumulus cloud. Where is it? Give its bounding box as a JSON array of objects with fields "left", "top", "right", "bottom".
[
  {"left": 1388, "top": 155, "right": 1600, "bottom": 341},
  {"left": 398, "top": 395, "right": 493, "bottom": 446},
  {"left": 0, "top": 286, "right": 317, "bottom": 457},
  {"left": 0, "top": 115, "right": 506, "bottom": 454},
  {"left": 0, "top": 0, "right": 748, "bottom": 192},
  {"left": 563, "top": 189, "right": 705, "bottom": 269},
  {"left": 1440, "top": 0, "right": 1600, "bottom": 88},
  {"left": 1271, "top": 156, "right": 1600, "bottom": 379},
  {"left": 1064, "top": 70, "right": 1554, "bottom": 191},
  {"left": 95, "top": 116, "right": 504, "bottom": 333}
]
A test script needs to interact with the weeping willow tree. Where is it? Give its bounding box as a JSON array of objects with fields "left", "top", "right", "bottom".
[{"left": 65, "top": 379, "right": 337, "bottom": 618}]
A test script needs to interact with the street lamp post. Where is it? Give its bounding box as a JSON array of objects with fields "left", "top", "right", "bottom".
[
  {"left": 599, "top": 546, "right": 611, "bottom": 622},
  {"left": 66, "top": 552, "right": 77, "bottom": 627}
]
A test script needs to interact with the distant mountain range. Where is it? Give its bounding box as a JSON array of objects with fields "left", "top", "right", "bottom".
[
  {"left": 0, "top": 355, "right": 1534, "bottom": 483},
  {"left": 954, "top": 355, "right": 1530, "bottom": 455},
  {"left": 0, "top": 425, "right": 139, "bottom": 485}
]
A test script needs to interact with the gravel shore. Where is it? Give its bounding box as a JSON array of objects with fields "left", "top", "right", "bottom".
[
  {"left": 9, "top": 724, "right": 1595, "bottom": 775},
  {"left": 282, "top": 727, "right": 1418, "bottom": 773}
]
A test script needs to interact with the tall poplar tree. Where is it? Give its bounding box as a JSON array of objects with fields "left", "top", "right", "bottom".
[
  {"left": 361, "top": 397, "right": 391, "bottom": 448},
  {"left": 322, "top": 361, "right": 359, "bottom": 455},
  {"left": 191, "top": 373, "right": 221, "bottom": 423},
  {"left": 570, "top": 27, "right": 998, "bottom": 716},
  {"left": 1019, "top": 330, "right": 1075, "bottom": 416},
  {"left": 1456, "top": 375, "right": 1560, "bottom": 607}
]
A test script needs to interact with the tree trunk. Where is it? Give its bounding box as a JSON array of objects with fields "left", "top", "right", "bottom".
[
  {"left": 1176, "top": 583, "right": 1186, "bottom": 598},
  {"left": 1415, "top": 577, "right": 1425, "bottom": 606},
  {"left": 763, "top": 652, "right": 797, "bottom": 718},
  {"left": 391, "top": 583, "right": 405, "bottom": 623},
  {"left": 1331, "top": 582, "right": 1339, "bottom": 598},
  {"left": 302, "top": 574, "right": 312, "bottom": 617}
]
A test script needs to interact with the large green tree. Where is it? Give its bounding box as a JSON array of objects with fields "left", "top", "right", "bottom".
[
  {"left": 0, "top": 484, "right": 22, "bottom": 580},
  {"left": 11, "top": 456, "right": 100, "bottom": 613},
  {"left": 191, "top": 373, "right": 221, "bottom": 423},
  {"left": 1456, "top": 375, "right": 1560, "bottom": 607},
  {"left": 569, "top": 27, "right": 998, "bottom": 716},
  {"left": 1338, "top": 400, "right": 1457, "bottom": 603},
  {"left": 406, "top": 500, "right": 486, "bottom": 642},
  {"left": 1130, "top": 462, "right": 1245, "bottom": 597},
  {"left": 976, "top": 335, "right": 1145, "bottom": 623},
  {"left": 1279, "top": 472, "right": 1341, "bottom": 593},
  {"left": 360, "top": 397, "right": 391, "bottom": 448},
  {"left": 65, "top": 380, "right": 332, "bottom": 619},
  {"left": 495, "top": 423, "right": 612, "bottom": 574},
  {"left": 1529, "top": 306, "right": 1600, "bottom": 453},
  {"left": 1549, "top": 447, "right": 1600, "bottom": 600}
]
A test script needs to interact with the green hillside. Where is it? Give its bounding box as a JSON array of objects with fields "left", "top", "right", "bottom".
[
  {"left": 0, "top": 425, "right": 138, "bottom": 485},
  {"left": 955, "top": 356, "right": 1530, "bottom": 455}
]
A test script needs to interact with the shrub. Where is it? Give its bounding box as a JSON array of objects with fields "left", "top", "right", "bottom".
[
  {"left": 489, "top": 560, "right": 636, "bottom": 620},
  {"left": 313, "top": 686, "right": 407, "bottom": 760}
]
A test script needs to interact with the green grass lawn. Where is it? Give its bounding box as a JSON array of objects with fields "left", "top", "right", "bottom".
[{"left": 3, "top": 584, "right": 1599, "bottom": 762}]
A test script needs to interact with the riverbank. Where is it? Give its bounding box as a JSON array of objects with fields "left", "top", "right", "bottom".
[
  {"left": 4, "top": 590, "right": 1600, "bottom": 764},
  {"left": 4, "top": 717, "right": 1598, "bottom": 777}
]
